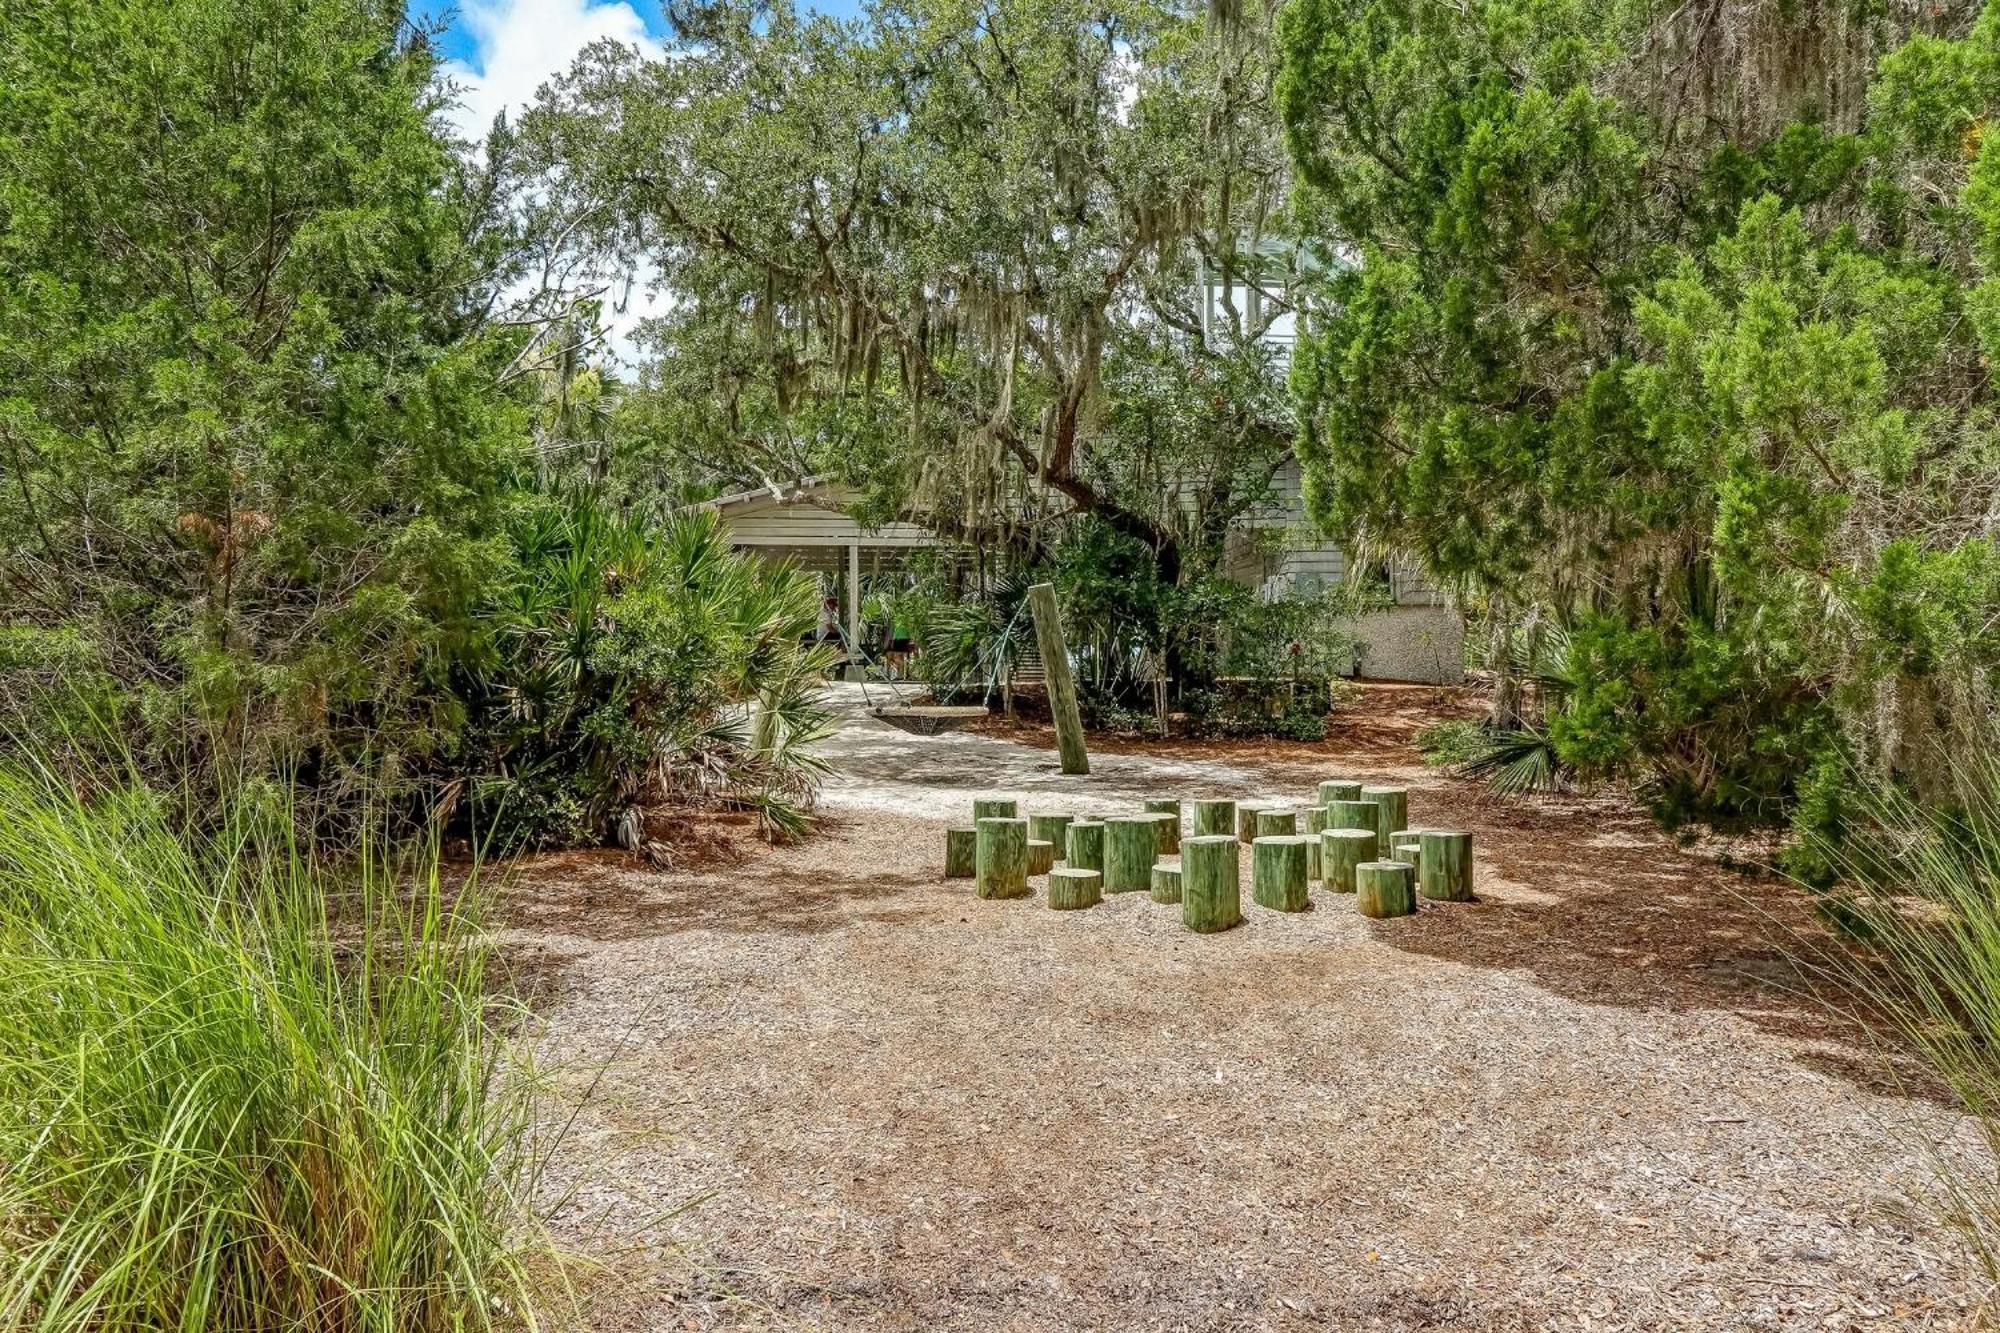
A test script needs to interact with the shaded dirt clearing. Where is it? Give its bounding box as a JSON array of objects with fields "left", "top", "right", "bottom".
[{"left": 506, "top": 685, "right": 1988, "bottom": 1331}]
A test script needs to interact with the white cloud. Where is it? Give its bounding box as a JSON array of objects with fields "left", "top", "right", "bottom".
[
  {"left": 443, "top": 0, "right": 672, "bottom": 370},
  {"left": 443, "top": 0, "right": 663, "bottom": 140}
]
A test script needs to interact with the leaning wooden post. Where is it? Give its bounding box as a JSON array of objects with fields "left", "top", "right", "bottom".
[
  {"left": 1181, "top": 835, "right": 1243, "bottom": 933},
  {"left": 1104, "top": 816, "right": 1157, "bottom": 893},
  {"left": 1418, "top": 830, "right": 1474, "bottom": 901},
  {"left": 1320, "top": 828, "right": 1377, "bottom": 893},
  {"left": 1026, "top": 582, "right": 1090, "bottom": 775},
  {"left": 1355, "top": 859, "right": 1416, "bottom": 918},
  {"left": 1360, "top": 785, "right": 1408, "bottom": 852},
  {"left": 975, "top": 817, "right": 1030, "bottom": 899},
  {"left": 1150, "top": 860, "right": 1183, "bottom": 903},
  {"left": 1252, "top": 835, "right": 1310, "bottom": 911},
  {"left": 1192, "top": 799, "right": 1236, "bottom": 837},
  {"left": 1143, "top": 800, "right": 1183, "bottom": 853},
  {"left": 944, "top": 826, "right": 977, "bottom": 878},
  {"left": 1065, "top": 820, "right": 1105, "bottom": 872},
  {"left": 1047, "top": 867, "right": 1102, "bottom": 909}
]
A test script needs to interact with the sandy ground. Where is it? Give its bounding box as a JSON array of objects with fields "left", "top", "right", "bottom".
[{"left": 504, "top": 684, "right": 1991, "bottom": 1331}]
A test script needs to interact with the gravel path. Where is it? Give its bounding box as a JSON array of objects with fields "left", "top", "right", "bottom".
[{"left": 507, "top": 685, "right": 1989, "bottom": 1330}]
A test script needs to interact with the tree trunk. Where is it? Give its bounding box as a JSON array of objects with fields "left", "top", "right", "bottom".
[
  {"left": 1321, "top": 828, "right": 1377, "bottom": 893},
  {"left": 1026, "top": 581, "right": 1090, "bottom": 775},
  {"left": 1029, "top": 812, "right": 1074, "bottom": 852},
  {"left": 1355, "top": 860, "right": 1415, "bottom": 918},
  {"left": 1150, "top": 861, "right": 1182, "bottom": 903},
  {"left": 1255, "top": 808, "right": 1297, "bottom": 839},
  {"left": 1104, "top": 816, "right": 1157, "bottom": 893},
  {"left": 1192, "top": 799, "right": 1236, "bottom": 837},
  {"left": 1302, "top": 805, "right": 1329, "bottom": 879},
  {"left": 1328, "top": 800, "right": 1377, "bottom": 832},
  {"left": 1143, "top": 799, "right": 1182, "bottom": 853},
  {"left": 1180, "top": 835, "right": 1242, "bottom": 933},
  {"left": 944, "top": 826, "right": 976, "bottom": 879},
  {"left": 1047, "top": 867, "right": 1102, "bottom": 910},
  {"left": 1027, "top": 838, "right": 1055, "bottom": 876},
  {"left": 975, "top": 817, "right": 1029, "bottom": 899},
  {"left": 1065, "top": 819, "right": 1105, "bottom": 872},
  {"left": 1317, "top": 780, "right": 1363, "bottom": 806},
  {"left": 1360, "top": 786, "right": 1408, "bottom": 851},
  {"left": 1236, "top": 803, "right": 1267, "bottom": 843},
  {"left": 1418, "top": 830, "right": 1474, "bottom": 901},
  {"left": 1252, "top": 835, "right": 1310, "bottom": 911}
]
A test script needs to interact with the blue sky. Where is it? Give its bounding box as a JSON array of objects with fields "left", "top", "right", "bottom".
[{"left": 414, "top": 0, "right": 865, "bottom": 136}]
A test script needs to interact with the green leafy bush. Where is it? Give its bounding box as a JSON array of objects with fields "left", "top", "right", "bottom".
[
  {"left": 457, "top": 499, "right": 834, "bottom": 850},
  {"left": 0, "top": 767, "right": 548, "bottom": 1330}
]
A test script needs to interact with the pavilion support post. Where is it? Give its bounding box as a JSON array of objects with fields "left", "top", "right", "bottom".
[
  {"left": 844, "top": 541, "right": 863, "bottom": 682},
  {"left": 1026, "top": 582, "right": 1090, "bottom": 775}
]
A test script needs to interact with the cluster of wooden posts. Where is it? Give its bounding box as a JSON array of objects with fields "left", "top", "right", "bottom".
[{"left": 942, "top": 782, "right": 1474, "bottom": 932}]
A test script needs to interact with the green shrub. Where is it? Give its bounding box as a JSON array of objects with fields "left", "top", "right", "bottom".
[
  {"left": 0, "top": 767, "right": 549, "bottom": 1331},
  {"left": 457, "top": 498, "right": 834, "bottom": 850},
  {"left": 1415, "top": 719, "right": 1483, "bottom": 767}
]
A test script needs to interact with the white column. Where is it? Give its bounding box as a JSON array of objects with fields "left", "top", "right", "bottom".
[{"left": 846, "top": 541, "right": 862, "bottom": 676}]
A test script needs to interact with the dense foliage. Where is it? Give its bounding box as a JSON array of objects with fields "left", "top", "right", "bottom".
[
  {"left": 460, "top": 504, "right": 833, "bottom": 850},
  {"left": 0, "top": 0, "right": 832, "bottom": 845},
  {"left": 0, "top": 769, "right": 545, "bottom": 1330},
  {"left": 520, "top": 0, "right": 1343, "bottom": 712},
  {"left": 0, "top": 0, "right": 528, "bottom": 790},
  {"left": 1279, "top": 0, "right": 2000, "bottom": 840}
]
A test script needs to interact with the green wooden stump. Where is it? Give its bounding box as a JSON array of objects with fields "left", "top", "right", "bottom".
[
  {"left": 1150, "top": 860, "right": 1183, "bottom": 904},
  {"left": 975, "top": 817, "right": 1029, "bottom": 899},
  {"left": 1317, "top": 779, "right": 1363, "bottom": 806},
  {"left": 973, "top": 797, "right": 1019, "bottom": 823},
  {"left": 1320, "top": 827, "right": 1377, "bottom": 893},
  {"left": 1235, "top": 803, "right": 1266, "bottom": 843},
  {"left": 1047, "top": 867, "right": 1102, "bottom": 910},
  {"left": 1386, "top": 838, "right": 1421, "bottom": 878},
  {"left": 1302, "top": 805, "right": 1329, "bottom": 879},
  {"left": 1065, "top": 820, "right": 1105, "bottom": 873},
  {"left": 1138, "top": 810, "right": 1178, "bottom": 858},
  {"left": 1361, "top": 785, "right": 1408, "bottom": 851},
  {"left": 1355, "top": 860, "right": 1416, "bottom": 918},
  {"left": 1255, "top": 808, "right": 1297, "bottom": 840},
  {"left": 1104, "top": 816, "right": 1157, "bottom": 893},
  {"left": 1192, "top": 798, "right": 1236, "bottom": 837},
  {"left": 944, "top": 827, "right": 976, "bottom": 879},
  {"left": 1142, "top": 800, "right": 1183, "bottom": 853},
  {"left": 1252, "top": 835, "right": 1310, "bottom": 912},
  {"left": 1419, "top": 830, "right": 1474, "bottom": 901},
  {"left": 1181, "top": 835, "right": 1242, "bottom": 933},
  {"left": 1028, "top": 813, "right": 1074, "bottom": 854},
  {"left": 1026, "top": 838, "right": 1055, "bottom": 876},
  {"left": 1329, "top": 799, "right": 1377, "bottom": 832}
]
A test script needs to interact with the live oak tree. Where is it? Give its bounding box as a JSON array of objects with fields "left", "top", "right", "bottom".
[{"left": 522, "top": 0, "right": 1301, "bottom": 593}]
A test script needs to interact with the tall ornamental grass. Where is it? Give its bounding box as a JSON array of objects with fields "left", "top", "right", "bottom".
[
  {"left": 1807, "top": 748, "right": 2000, "bottom": 1279},
  {"left": 0, "top": 768, "right": 549, "bottom": 1331}
]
